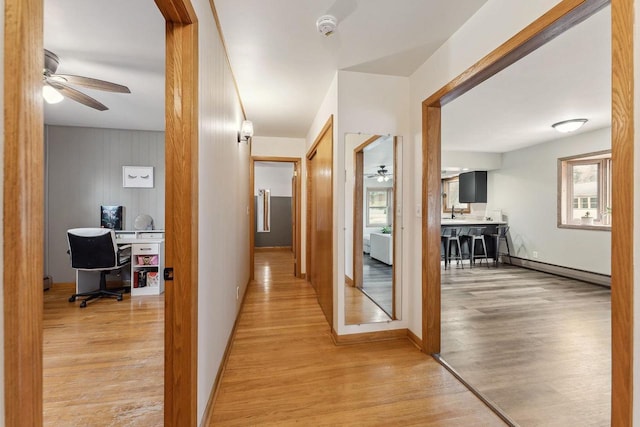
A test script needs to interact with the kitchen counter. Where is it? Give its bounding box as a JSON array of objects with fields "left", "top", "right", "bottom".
[{"left": 441, "top": 218, "right": 506, "bottom": 226}]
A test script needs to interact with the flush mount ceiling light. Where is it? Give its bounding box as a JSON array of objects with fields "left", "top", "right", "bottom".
[{"left": 551, "top": 118, "right": 588, "bottom": 133}]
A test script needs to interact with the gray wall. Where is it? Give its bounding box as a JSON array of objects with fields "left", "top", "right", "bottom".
[
  {"left": 45, "top": 125, "right": 165, "bottom": 282},
  {"left": 254, "top": 196, "right": 292, "bottom": 247}
]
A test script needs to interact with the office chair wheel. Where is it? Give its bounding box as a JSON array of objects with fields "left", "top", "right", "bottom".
[
  {"left": 79, "top": 300, "right": 87, "bottom": 308},
  {"left": 68, "top": 296, "right": 76, "bottom": 303},
  {"left": 117, "top": 295, "right": 123, "bottom": 301}
]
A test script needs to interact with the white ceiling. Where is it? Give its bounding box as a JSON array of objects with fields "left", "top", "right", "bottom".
[
  {"left": 214, "top": 0, "right": 488, "bottom": 137},
  {"left": 43, "top": 0, "right": 165, "bottom": 131},
  {"left": 441, "top": 5, "right": 611, "bottom": 153},
  {"left": 43, "top": 1, "right": 610, "bottom": 156}
]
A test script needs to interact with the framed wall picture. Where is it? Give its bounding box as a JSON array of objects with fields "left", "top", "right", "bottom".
[{"left": 123, "top": 166, "right": 154, "bottom": 188}]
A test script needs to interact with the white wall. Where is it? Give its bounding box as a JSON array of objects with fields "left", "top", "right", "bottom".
[
  {"left": 335, "top": 71, "right": 410, "bottom": 335},
  {"left": 254, "top": 163, "right": 293, "bottom": 197},
  {"left": 407, "top": 0, "right": 565, "bottom": 339},
  {"left": 194, "top": 0, "right": 250, "bottom": 422},
  {"left": 490, "top": 127, "right": 611, "bottom": 274}
]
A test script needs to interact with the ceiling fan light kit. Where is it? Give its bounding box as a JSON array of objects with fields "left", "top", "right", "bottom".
[{"left": 42, "top": 49, "right": 131, "bottom": 111}]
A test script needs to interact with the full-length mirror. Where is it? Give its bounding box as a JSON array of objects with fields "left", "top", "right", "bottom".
[
  {"left": 344, "top": 134, "right": 402, "bottom": 324},
  {"left": 256, "top": 188, "right": 271, "bottom": 232}
]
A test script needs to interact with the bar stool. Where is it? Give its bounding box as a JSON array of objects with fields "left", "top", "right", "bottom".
[
  {"left": 442, "top": 227, "right": 465, "bottom": 269},
  {"left": 463, "top": 227, "right": 490, "bottom": 268},
  {"left": 492, "top": 225, "right": 512, "bottom": 266}
]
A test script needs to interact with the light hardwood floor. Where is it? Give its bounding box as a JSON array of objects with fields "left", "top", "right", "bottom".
[
  {"left": 207, "top": 250, "right": 504, "bottom": 425},
  {"left": 345, "top": 285, "right": 390, "bottom": 325},
  {"left": 441, "top": 263, "right": 611, "bottom": 426},
  {"left": 43, "top": 283, "right": 164, "bottom": 426}
]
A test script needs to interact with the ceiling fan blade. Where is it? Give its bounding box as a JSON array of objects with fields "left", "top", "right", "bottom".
[
  {"left": 52, "top": 74, "right": 131, "bottom": 93},
  {"left": 46, "top": 80, "right": 109, "bottom": 111}
]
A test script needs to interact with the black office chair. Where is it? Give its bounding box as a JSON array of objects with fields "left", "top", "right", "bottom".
[{"left": 67, "top": 228, "right": 131, "bottom": 308}]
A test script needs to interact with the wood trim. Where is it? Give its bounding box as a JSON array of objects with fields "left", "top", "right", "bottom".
[
  {"left": 345, "top": 275, "right": 354, "bottom": 287},
  {"left": 306, "top": 115, "right": 334, "bottom": 160},
  {"left": 423, "top": 0, "right": 610, "bottom": 108},
  {"left": 250, "top": 157, "right": 302, "bottom": 280},
  {"left": 331, "top": 328, "right": 408, "bottom": 345},
  {"left": 422, "top": 104, "right": 442, "bottom": 354},
  {"left": 206, "top": 0, "right": 247, "bottom": 119},
  {"left": 421, "top": 0, "right": 631, "bottom": 423},
  {"left": 407, "top": 329, "right": 423, "bottom": 350},
  {"left": 154, "top": 0, "right": 196, "bottom": 23},
  {"left": 354, "top": 135, "right": 381, "bottom": 153},
  {"left": 353, "top": 150, "right": 364, "bottom": 289},
  {"left": 200, "top": 277, "right": 251, "bottom": 422},
  {"left": 160, "top": 1, "right": 199, "bottom": 424},
  {"left": 611, "top": 0, "right": 634, "bottom": 423},
  {"left": 392, "top": 136, "right": 398, "bottom": 319},
  {"left": 3, "top": 0, "right": 44, "bottom": 424},
  {"left": 255, "top": 246, "right": 292, "bottom": 252}
]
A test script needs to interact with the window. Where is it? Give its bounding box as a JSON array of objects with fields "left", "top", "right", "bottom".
[
  {"left": 442, "top": 177, "right": 470, "bottom": 213},
  {"left": 558, "top": 150, "right": 611, "bottom": 229},
  {"left": 366, "top": 188, "right": 393, "bottom": 227}
]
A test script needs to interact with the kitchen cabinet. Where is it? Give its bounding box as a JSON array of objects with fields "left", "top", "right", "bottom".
[{"left": 459, "top": 171, "right": 487, "bottom": 203}]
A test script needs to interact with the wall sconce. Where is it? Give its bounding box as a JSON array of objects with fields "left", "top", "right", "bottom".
[
  {"left": 237, "top": 120, "right": 254, "bottom": 143},
  {"left": 551, "top": 118, "right": 588, "bottom": 133}
]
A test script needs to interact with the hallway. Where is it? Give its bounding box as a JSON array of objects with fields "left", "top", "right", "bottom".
[{"left": 207, "top": 250, "right": 503, "bottom": 425}]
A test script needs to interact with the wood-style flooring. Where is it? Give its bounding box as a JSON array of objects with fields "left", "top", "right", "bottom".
[
  {"left": 361, "top": 254, "right": 393, "bottom": 316},
  {"left": 43, "top": 283, "right": 164, "bottom": 426},
  {"left": 345, "top": 285, "right": 390, "bottom": 325},
  {"left": 207, "top": 250, "right": 503, "bottom": 425},
  {"left": 441, "top": 263, "right": 611, "bottom": 426}
]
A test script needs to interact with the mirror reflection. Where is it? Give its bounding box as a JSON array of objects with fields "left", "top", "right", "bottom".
[
  {"left": 256, "top": 188, "right": 271, "bottom": 232},
  {"left": 344, "top": 134, "right": 402, "bottom": 324}
]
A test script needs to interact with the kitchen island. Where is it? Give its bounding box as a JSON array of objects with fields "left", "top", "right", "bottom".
[{"left": 441, "top": 218, "right": 507, "bottom": 266}]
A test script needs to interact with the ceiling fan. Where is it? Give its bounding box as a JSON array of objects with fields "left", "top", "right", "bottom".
[
  {"left": 365, "top": 165, "right": 393, "bottom": 182},
  {"left": 43, "top": 49, "right": 131, "bottom": 111}
]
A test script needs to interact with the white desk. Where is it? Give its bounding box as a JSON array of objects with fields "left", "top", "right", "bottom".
[{"left": 75, "top": 230, "right": 165, "bottom": 296}]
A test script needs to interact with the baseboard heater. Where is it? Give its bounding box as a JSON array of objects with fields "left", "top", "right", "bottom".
[{"left": 503, "top": 256, "right": 610, "bottom": 287}]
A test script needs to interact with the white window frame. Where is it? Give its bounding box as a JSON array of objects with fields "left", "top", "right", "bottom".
[
  {"left": 366, "top": 187, "right": 393, "bottom": 227},
  {"left": 558, "top": 150, "right": 611, "bottom": 231}
]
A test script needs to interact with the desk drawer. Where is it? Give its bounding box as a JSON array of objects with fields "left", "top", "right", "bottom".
[{"left": 132, "top": 243, "right": 159, "bottom": 255}]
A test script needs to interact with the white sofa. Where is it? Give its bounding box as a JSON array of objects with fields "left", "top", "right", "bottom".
[{"left": 370, "top": 232, "right": 393, "bottom": 265}]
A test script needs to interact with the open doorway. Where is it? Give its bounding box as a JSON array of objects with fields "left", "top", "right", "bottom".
[
  {"left": 4, "top": 0, "right": 199, "bottom": 423},
  {"left": 421, "top": 0, "right": 632, "bottom": 424},
  {"left": 250, "top": 157, "right": 302, "bottom": 280}
]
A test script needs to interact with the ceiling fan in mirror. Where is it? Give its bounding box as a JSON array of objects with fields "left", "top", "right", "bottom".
[
  {"left": 42, "top": 49, "right": 131, "bottom": 111},
  {"left": 366, "top": 165, "right": 393, "bottom": 182}
]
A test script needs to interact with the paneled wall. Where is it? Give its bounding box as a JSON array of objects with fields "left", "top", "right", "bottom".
[
  {"left": 193, "top": 0, "right": 251, "bottom": 422},
  {"left": 45, "top": 125, "right": 165, "bottom": 283}
]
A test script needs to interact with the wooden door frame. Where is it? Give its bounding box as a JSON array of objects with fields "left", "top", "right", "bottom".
[
  {"left": 250, "top": 156, "right": 302, "bottom": 280},
  {"left": 351, "top": 135, "right": 398, "bottom": 319},
  {"left": 3, "top": 0, "right": 200, "bottom": 424},
  {"left": 421, "top": 0, "right": 632, "bottom": 424},
  {"left": 352, "top": 135, "right": 380, "bottom": 289}
]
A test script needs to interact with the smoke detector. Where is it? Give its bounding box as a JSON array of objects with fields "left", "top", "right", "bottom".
[{"left": 316, "top": 15, "right": 338, "bottom": 36}]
